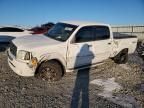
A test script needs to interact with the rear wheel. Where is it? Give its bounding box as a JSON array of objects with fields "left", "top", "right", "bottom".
[
  {"left": 36, "top": 60, "right": 63, "bottom": 82},
  {"left": 137, "top": 42, "right": 144, "bottom": 58},
  {"left": 114, "top": 50, "right": 128, "bottom": 64}
]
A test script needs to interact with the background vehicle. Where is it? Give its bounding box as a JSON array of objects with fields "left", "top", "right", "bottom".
[
  {"left": 28, "top": 22, "right": 55, "bottom": 34},
  {"left": 0, "top": 26, "right": 32, "bottom": 43},
  {"left": 7, "top": 21, "right": 138, "bottom": 82},
  {"left": 28, "top": 27, "right": 48, "bottom": 34}
]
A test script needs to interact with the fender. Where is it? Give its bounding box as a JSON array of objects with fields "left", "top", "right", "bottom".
[{"left": 38, "top": 52, "right": 67, "bottom": 70}]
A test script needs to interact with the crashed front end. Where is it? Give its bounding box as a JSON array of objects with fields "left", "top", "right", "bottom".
[{"left": 7, "top": 42, "right": 38, "bottom": 76}]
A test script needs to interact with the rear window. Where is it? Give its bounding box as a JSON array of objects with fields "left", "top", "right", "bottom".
[
  {"left": 0, "top": 27, "right": 24, "bottom": 32},
  {"left": 93, "top": 26, "right": 110, "bottom": 40}
]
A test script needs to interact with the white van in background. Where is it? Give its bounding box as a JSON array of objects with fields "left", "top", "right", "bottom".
[{"left": 0, "top": 26, "right": 32, "bottom": 43}]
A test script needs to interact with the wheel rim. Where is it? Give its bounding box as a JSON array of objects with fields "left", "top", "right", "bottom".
[
  {"left": 41, "top": 67, "right": 57, "bottom": 81},
  {"left": 121, "top": 56, "right": 125, "bottom": 62},
  {"left": 121, "top": 53, "right": 126, "bottom": 62}
]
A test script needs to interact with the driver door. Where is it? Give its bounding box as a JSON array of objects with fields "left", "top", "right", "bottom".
[{"left": 67, "top": 26, "right": 95, "bottom": 69}]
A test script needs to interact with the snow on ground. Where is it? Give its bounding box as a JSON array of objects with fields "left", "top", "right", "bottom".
[
  {"left": 90, "top": 78, "right": 121, "bottom": 98},
  {"left": 90, "top": 78, "right": 141, "bottom": 108}
]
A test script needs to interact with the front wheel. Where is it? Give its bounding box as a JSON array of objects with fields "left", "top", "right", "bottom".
[
  {"left": 114, "top": 50, "right": 128, "bottom": 64},
  {"left": 36, "top": 60, "right": 63, "bottom": 82}
]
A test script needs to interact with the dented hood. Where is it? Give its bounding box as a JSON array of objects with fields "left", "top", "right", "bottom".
[{"left": 12, "top": 34, "right": 62, "bottom": 50}]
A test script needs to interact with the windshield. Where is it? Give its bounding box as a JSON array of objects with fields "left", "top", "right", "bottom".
[{"left": 45, "top": 23, "right": 77, "bottom": 42}]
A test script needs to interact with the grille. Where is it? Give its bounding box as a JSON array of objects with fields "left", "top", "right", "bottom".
[{"left": 10, "top": 42, "right": 17, "bottom": 57}]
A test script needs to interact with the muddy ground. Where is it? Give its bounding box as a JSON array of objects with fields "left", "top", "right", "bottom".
[{"left": 0, "top": 44, "right": 144, "bottom": 108}]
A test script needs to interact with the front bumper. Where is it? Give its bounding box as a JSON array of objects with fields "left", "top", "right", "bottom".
[{"left": 7, "top": 50, "right": 35, "bottom": 77}]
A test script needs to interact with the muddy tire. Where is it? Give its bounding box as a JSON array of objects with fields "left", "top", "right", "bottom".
[
  {"left": 36, "top": 60, "right": 63, "bottom": 82},
  {"left": 114, "top": 50, "right": 128, "bottom": 64}
]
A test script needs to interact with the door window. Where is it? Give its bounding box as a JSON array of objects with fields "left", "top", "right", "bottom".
[{"left": 75, "top": 26, "right": 94, "bottom": 43}]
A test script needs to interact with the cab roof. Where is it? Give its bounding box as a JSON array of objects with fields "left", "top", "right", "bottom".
[{"left": 60, "top": 21, "right": 110, "bottom": 27}]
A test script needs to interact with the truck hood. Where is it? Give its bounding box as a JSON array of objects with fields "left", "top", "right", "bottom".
[{"left": 12, "top": 34, "right": 62, "bottom": 50}]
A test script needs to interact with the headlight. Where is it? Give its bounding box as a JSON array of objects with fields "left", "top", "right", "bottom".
[{"left": 17, "top": 50, "right": 31, "bottom": 60}]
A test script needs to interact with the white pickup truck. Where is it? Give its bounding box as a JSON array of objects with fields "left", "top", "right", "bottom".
[{"left": 7, "top": 21, "right": 138, "bottom": 81}]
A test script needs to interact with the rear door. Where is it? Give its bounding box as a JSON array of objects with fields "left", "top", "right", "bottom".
[
  {"left": 92, "top": 26, "right": 112, "bottom": 63},
  {"left": 67, "top": 26, "right": 95, "bottom": 69}
]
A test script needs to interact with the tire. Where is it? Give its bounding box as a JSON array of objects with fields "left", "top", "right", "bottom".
[
  {"left": 137, "top": 42, "right": 144, "bottom": 58},
  {"left": 36, "top": 60, "right": 63, "bottom": 82},
  {"left": 114, "top": 50, "right": 128, "bottom": 64}
]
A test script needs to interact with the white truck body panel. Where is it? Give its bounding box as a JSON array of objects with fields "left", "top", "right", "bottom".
[{"left": 113, "top": 38, "right": 137, "bottom": 55}]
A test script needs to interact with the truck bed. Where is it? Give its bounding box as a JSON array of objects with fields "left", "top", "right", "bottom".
[
  {"left": 113, "top": 32, "right": 137, "bottom": 39},
  {"left": 112, "top": 32, "right": 138, "bottom": 56}
]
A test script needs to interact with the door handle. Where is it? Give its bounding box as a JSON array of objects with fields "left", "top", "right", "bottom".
[
  {"left": 88, "top": 45, "right": 92, "bottom": 47},
  {"left": 108, "top": 42, "right": 111, "bottom": 45}
]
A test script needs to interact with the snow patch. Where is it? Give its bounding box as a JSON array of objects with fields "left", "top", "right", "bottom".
[
  {"left": 90, "top": 78, "right": 141, "bottom": 108},
  {"left": 90, "top": 78, "right": 121, "bottom": 98}
]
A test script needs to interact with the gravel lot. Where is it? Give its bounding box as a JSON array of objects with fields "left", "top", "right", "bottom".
[{"left": 0, "top": 44, "right": 144, "bottom": 108}]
